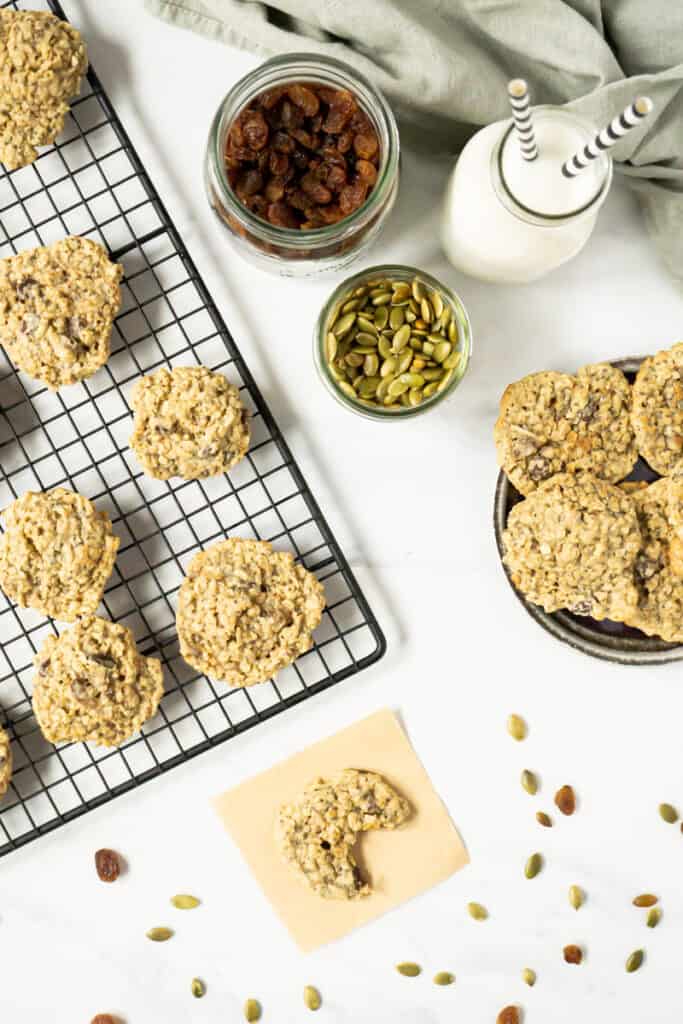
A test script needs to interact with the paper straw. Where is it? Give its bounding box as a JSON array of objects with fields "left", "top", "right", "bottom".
[
  {"left": 561, "top": 97, "right": 653, "bottom": 178},
  {"left": 507, "top": 79, "right": 538, "bottom": 161}
]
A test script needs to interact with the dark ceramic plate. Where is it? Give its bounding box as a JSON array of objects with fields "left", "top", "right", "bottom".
[{"left": 493, "top": 357, "right": 683, "bottom": 665}]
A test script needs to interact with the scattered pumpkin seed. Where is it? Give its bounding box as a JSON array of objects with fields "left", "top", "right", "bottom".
[
  {"left": 563, "top": 944, "right": 583, "bottom": 965},
  {"left": 191, "top": 978, "right": 205, "bottom": 998},
  {"left": 625, "top": 950, "right": 644, "bottom": 973},
  {"left": 146, "top": 927, "right": 173, "bottom": 942},
  {"left": 521, "top": 769, "right": 538, "bottom": 795},
  {"left": 244, "top": 998, "right": 262, "bottom": 1021},
  {"left": 659, "top": 802, "right": 678, "bottom": 824},
  {"left": 171, "top": 894, "right": 200, "bottom": 910},
  {"left": 396, "top": 962, "right": 421, "bottom": 977},
  {"left": 522, "top": 967, "right": 536, "bottom": 987},
  {"left": 433, "top": 971, "right": 455, "bottom": 986},
  {"left": 303, "top": 986, "right": 322, "bottom": 1011},
  {"left": 646, "top": 907, "right": 662, "bottom": 928},
  {"left": 507, "top": 714, "right": 527, "bottom": 741},
  {"left": 555, "top": 785, "right": 576, "bottom": 816},
  {"left": 467, "top": 901, "right": 488, "bottom": 920},
  {"left": 525, "top": 852, "right": 543, "bottom": 879},
  {"left": 633, "top": 894, "right": 658, "bottom": 908},
  {"left": 569, "top": 885, "right": 584, "bottom": 910},
  {"left": 536, "top": 811, "right": 552, "bottom": 827}
]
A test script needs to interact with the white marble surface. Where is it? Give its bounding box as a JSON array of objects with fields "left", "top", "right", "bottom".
[{"left": 3, "top": 2, "right": 683, "bottom": 1022}]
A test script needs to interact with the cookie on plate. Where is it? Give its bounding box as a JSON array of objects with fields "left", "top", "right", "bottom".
[
  {"left": 0, "top": 10, "right": 88, "bottom": 169},
  {"left": 502, "top": 472, "right": 641, "bottom": 620},
  {"left": 276, "top": 769, "right": 411, "bottom": 900},
  {"left": 0, "top": 237, "right": 122, "bottom": 389},
  {"left": 632, "top": 342, "right": 683, "bottom": 476},
  {"left": 0, "top": 487, "right": 119, "bottom": 622},
  {"left": 176, "top": 537, "right": 325, "bottom": 687},
  {"left": 495, "top": 364, "right": 637, "bottom": 496},
  {"left": 0, "top": 725, "right": 12, "bottom": 799},
  {"left": 625, "top": 479, "right": 683, "bottom": 642},
  {"left": 129, "top": 365, "right": 250, "bottom": 480},
  {"left": 32, "top": 616, "right": 164, "bottom": 747}
]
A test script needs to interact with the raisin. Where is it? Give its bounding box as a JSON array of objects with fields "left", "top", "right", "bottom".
[
  {"left": 496, "top": 1009, "right": 520, "bottom": 1024},
  {"left": 318, "top": 203, "right": 344, "bottom": 224},
  {"left": 91, "top": 1016, "right": 117, "bottom": 1024},
  {"left": 245, "top": 194, "right": 268, "bottom": 218},
  {"left": 554, "top": 785, "right": 577, "bottom": 816},
  {"left": 322, "top": 89, "right": 357, "bottom": 133},
  {"left": 236, "top": 170, "right": 263, "bottom": 197},
  {"left": 269, "top": 150, "right": 289, "bottom": 176},
  {"left": 322, "top": 163, "right": 347, "bottom": 191},
  {"left": 339, "top": 180, "right": 368, "bottom": 215},
  {"left": 356, "top": 159, "right": 378, "bottom": 185},
  {"left": 272, "top": 130, "right": 295, "bottom": 154},
  {"left": 241, "top": 111, "right": 269, "bottom": 151},
  {"left": 95, "top": 848, "right": 121, "bottom": 883},
  {"left": 287, "top": 189, "right": 309, "bottom": 212},
  {"left": 350, "top": 108, "right": 373, "bottom": 133},
  {"left": 353, "top": 131, "right": 379, "bottom": 160},
  {"left": 260, "top": 85, "right": 288, "bottom": 109},
  {"left": 290, "top": 127, "right": 314, "bottom": 149},
  {"left": 287, "top": 84, "right": 320, "bottom": 116},
  {"left": 265, "top": 177, "right": 286, "bottom": 202},
  {"left": 280, "top": 99, "right": 304, "bottom": 129},
  {"left": 337, "top": 130, "right": 354, "bottom": 153},
  {"left": 563, "top": 944, "right": 583, "bottom": 964},
  {"left": 307, "top": 184, "right": 333, "bottom": 204},
  {"left": 310, "top": 113, "right": 323, "bottom": 133},
  {"left": 266, "top": 201, "right": 300, "bottom": 228}
]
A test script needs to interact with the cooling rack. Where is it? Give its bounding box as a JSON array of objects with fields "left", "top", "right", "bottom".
[{"left": 0, "top": 0, "right": 385, "bottom": 857}]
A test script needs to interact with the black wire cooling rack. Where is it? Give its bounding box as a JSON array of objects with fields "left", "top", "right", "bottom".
[{"left": 0, "top": 0, "right": 385, "bottom": 857}]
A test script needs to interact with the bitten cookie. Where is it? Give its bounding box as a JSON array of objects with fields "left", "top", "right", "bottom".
[
  {"left": 632, "top": 342, "right": 683, "bottom": 476},
  {"left": 176, "top": 538, "right": 325, "bottom": 687},
  {"left": 502, "top": 472, "right": 641, "bottom": 620},
  {"left": 32, "top": 616, "right": 164, "bottom": 747},
  {"left": 0, "top": 237, "right": 122, "bottom": 389},
  {"left": 0, "top": 487, "right": 119, "bottom": 621},
  {"left": 129, "top": 365, "right": 250, "bottom": 480},
  {"left": 495, "top": 364, "right": 637, "bottom": 496},
  {"left": 625, "top": 479, "right": 683, "bottom": 642},
  {"left": 276, "top": 769, "right": 411, "bottom": 900},
  {"left": 0, "top": 725, "right": 12, "bottom": 799},
  {"left": 0, "top": 10, "right": 87, "bottom": 170}
]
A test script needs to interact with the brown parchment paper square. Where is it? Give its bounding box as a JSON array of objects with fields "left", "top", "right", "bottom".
[{"left": 212, "top": 708, "right": 469, "bottom": 951}]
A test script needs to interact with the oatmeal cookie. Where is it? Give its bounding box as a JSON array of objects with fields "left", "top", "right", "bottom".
[
  {"left": 502, "top": 472, "right": 641, "bottom": 620},
  {"left": 0, "top": 10, "right": 87, "bottom": 170},
  {"left": 632, "top": 342, "right": 683, "bottom": 476},
  {"left": 129, "top": 365, "right": 250, "bottom": 480},
  {"left": 176, "top": 538, "right": 325, "bottom": 687},
  {"left": 495, "top": 364, "right": 637, "bottom": 496},
  {"left": 276, "top": 769, "right": 411, "bottom": 900},
  {"left": 625, "top": 479, "right": 683, "bottom": 642},
  {"left": 0, "top": 487, "right": 119, "bottom": 622},
  {"left": 32, "top": 616, "right": 164, "bottom": 747},
  {"left": 0, "top": 725, "right": 12, "bottom": 799},
  {"left": 0, "top": 236, "right": 123, "bottom": 389}
]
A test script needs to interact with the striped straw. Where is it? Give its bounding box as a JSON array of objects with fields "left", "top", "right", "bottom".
[
  {"left": 507, "top": 79, "right": 538, "bottom": 161},
  {"left": 562, "top": 97, "right": 653, "bottom": 178}
]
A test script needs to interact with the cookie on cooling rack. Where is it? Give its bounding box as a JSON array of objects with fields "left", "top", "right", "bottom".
[
  {"left": 0, "top": 9, "right": 88, "bottom": 170},
  {"left": 276, "top": 768, "right": 411, "bottom": 900},
  {"left": 632, "top": 341, "right": 683, "bottom": 476},
  {"left": 494, "top": 364, "right": 637, "bottom": 496},
  {"left": 129, "top": 365, "right": 250, "bottom": 480},
  {"left": 0, "top": 725, "right": 12, "bottom": 799},
  {"left": 0, "top": 487, "right": 119, "bottom": 622},
  {"left": 502, "top": 472, "right": 642, "bottom": 621},
  {"left": 0, "top": 237, "right": 122, "bottom": 389},
  {"left": 32, "top": 616, "right": 164, "bottom": 747},
  {"left": 176, "top": 537, "right": 325, "bottom": 687}
]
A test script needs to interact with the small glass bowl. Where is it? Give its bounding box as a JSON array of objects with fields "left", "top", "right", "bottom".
[{"left": 314, "top": 264, "right": 472, "bottom": 420}]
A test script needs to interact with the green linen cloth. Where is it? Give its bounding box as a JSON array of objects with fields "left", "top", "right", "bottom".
[{"left": 144, "top": 0, "right": 683, "bottom": 280}]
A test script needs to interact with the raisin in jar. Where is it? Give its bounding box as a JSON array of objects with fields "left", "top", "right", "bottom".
[{"left": 204, "top": 54, "right": 400, "bottom": 277}]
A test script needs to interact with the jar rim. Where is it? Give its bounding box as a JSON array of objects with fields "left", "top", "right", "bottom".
[
  {"left": 209, "top": 53, "right": 400, "bottom": 249},
  {"left": 314, "top": 264, "right": 473, "bottom": 421}
]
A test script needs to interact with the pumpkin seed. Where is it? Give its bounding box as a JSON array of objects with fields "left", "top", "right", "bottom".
[
  {"left": 646, "top": 907, "right": 661, "bottom": 928},
  {"left": 525, "top": 853, "right": 543, "bottom": 879},
  {"left": 536, "top": 811, "right": 553, "bottom": 827},
  {"left": 244, "top": 998, "right": 262, "bottom": 1021},
  {"left": 345, "top": 351, "right": 364, "bottom": 368},
  {"left": 625, "top": 950, "right": 644, "bottom": 973},
  {"left": 468, "top": 902, "right": 488, "bottom": 920},
  {"left": 341, "top": 298, "right": 360, "bottom": 313},
  {"left": 397, "top": 350, "right": 414, "bottom": 374},
  {"left": 633, "top": 894, "right": 657, "bottom": 908},
  {"left": 422, "top": 341, "right": 435, "bottom": 357},
  {"left": 333, "top": 312, "right": 356, "bottom": 337},
  {"left": 431, "top": 290, "right": 444, "bottom": 319},
  {"left": 372, "top": 291, "right": 392, "bottom": 306},
  {"left": 171, "top": 894, "right": 200, "bottom": 910},
  {"left": 389, "top": 306, "right": 405, "bottom": 330},
  {"left": 423, "top": 382, "right": 439, "bottom": 398},
  {"left": 659, "top": 802, "right": 678, "bottom": 823},
  {"left": 337, "top": 381, "right": 356, "bottom": 399},
  {"left": 364, "top": 353, "right": 379, "bottom": 377},
  {"left": 304, "top": 985, "right": 322, "bottom": 1011},
  {"left": 357, "top": 315, "right": 377, "bottom": 334},
  {"left": 381, "top": 356, "right": 398, "bottom": 378},
  {"left": 378, "top": 336, "right": 393, "bottom": 359},
  {"left": 358, "top": 376, "right": 380, "bottom": 398},
  {"left": 412, "top": 279, "right": 426, "bottom": 302},
  {"left": 508, "top": 714, "right": 527, "bottom": 741},
  {"left": 388, "top": 378, "right": 410, "bottom": 398},
  {"left": 374, "top": 305, "right": 389, "bottom": 329},
  {"left": 408, "top": 387, "right": 423, "bottom": 407},
  {"left": 325, "top": 332, "right": 337, "bottom": 362},
  {"left": 433, "top": 341, "right": 451, "bottom": 363},
  {"left": 400, "top": 372, "right": 425, "bottom": 388},
  {"left": 569, "top": 885, "right": 584, "bottom": 910},
  {"left": 396, "top": 962, "right": 421, "bottom": 977},
  {"left": 420, "top": 298, "right": 434, "bottom": 323},
  {"left": 522, "top": 967, "right": 536, "bottom": 987},
  {"left": 433, "top": 971, "right": 455, "bottom": 986},
  {"left": 146, "top": 927, "right": 173, "bottom": 942},
  {"left": 521, "top": 770, "right": 538, "bottom": 795},
  {"left": 392, "top": 324, "right": 411, "bottom": 352},
  {"left": 191, "top": 978, "right": 205, "bottom": 998}
]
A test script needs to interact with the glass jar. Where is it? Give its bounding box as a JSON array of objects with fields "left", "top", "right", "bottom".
[
  {"left": 204, "top": 54, "right": 400, "bottom": 277},
  {"left": 314, "top": 265, "right": 472, "bottom": 420}
]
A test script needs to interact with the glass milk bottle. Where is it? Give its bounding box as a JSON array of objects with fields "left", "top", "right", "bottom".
[{"left": 441, "top": 108, "right": 613, "bottom": 284}]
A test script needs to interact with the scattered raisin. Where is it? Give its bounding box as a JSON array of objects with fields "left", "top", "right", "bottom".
[
  {"left": 563, "top": 944, "right": 583, "bottom": 964},
  {"left": 496, "top": 1008, "right": 520, "bottom": 1024},
  {"left": 91, "top": 1016, "right": 117, "bottom": 1024},
  {"left": 555, "top": 785, "right": 577, "bottom": 816},
  {"left": 95, "top": 848, "right": 121, "bottom": 883}
]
